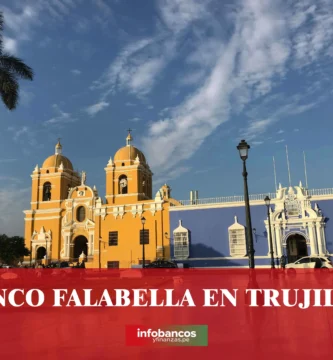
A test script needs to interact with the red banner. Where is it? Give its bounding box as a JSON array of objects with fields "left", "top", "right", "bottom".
[{"left": 1, "top": 268, "right": 333, "bottom": 359}]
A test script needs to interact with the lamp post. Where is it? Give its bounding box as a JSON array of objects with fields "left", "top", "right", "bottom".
[
  {"left": 264, "top": 196, "right": 275, "bottom": 268},
  {"left": 30, "top": 242, "right": 32, "bottom": 267},
  {"left": 237, "top": 140, "right": 255, "bottom": 268},
  {"left": 141, "top": 217, "right": 146, "bottom": 268}
]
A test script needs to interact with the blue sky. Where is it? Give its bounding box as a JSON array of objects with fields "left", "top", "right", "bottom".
[{"left": 1, "top": 0, "right": 333, "bottom": 236}]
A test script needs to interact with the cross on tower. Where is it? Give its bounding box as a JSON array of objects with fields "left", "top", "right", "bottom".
[{"left": 126, "top": 129, "right": 133, "bottom": 146}]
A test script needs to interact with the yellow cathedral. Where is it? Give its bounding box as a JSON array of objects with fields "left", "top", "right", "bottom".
[{"left": 23, "top": 132, "right": 180, "bottom": 268}]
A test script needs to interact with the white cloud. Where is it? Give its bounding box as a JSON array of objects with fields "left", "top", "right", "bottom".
[
  {"left": 158, "top": 0, "right": 211, "bottom": 34},
  {"left": 139, "top": 0, "right": 333, "bottom": 179},
  {"left": 154, "top": 166, "right": 191, "bottom": 186},
  {"left": 89, "top": 0, "right": 333, "bottom": 181},
  {"left": 178, "top": 69, "right": 206, "bottom": 87},
  {"left": 3, "top": 37, "right": 18, "bottom": 54},
  {"left": 252, "top": 141, "right": 264, "bottom": 146},
  {"left": 12, "top": 126, "right": 29, "bottom": 141},
  {"left": 241, "top": 119, "right": 275, "bottom": 141},
  {"left": 95, "top": 0, "right": 113, "bottom": 16},
  {"left": 91, "top": 0, "right": 213, "bottom": 100},
  {"left": 45, "top": 104, "right": 77, "bottom": 126},
  {"left": 128, "top": 58, "right": 166, "bottom": 96},
  {"left": 85, "top": 101, "right": 109, "bottom": 116},
  {"left": 275, "top": 139, "right": 285, "bottom": 143},
  {"left": 294, "top": 128, "right": 300, "bottom": 132},
  {"left": 1, "top": 1, "right": 81, "bottom": 53},
  {"left": 243, "top": 93, "right": 324, "bottom": 140},
  {"left": 91, "top": 37, "right": 173, "bottom": 98},
  {"left": 290, "top": 1, "right": 333, "bottom": 68},
  {"left": 129, "top": 117, "right": 141, "bottom": 122},
  {"left": 7, "top": 126, "right": 38, "bottom": 148},
  {"left": 91, "top": 38, "right": 154, "bottom": 93},
  {"left": 71, "top": 69, "right": 81, "bottom": 75}
]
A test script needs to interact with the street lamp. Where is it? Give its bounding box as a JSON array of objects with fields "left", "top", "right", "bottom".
[
  {"left": 30, "top": 242, "right": 32, "bottom": 267},
  {"left": 237, "top": 139, "right": 255, "bottom": 268},
  {"left": 264, "top": 196, "right": 275, "bottom": 268},
  {"left": 141, "top": 217, "right": 146, "bottom": 268}
]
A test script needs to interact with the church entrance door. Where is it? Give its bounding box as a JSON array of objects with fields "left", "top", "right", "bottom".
[
  {"left": 36, "top": 246, "right": 46, "bottom": 260},
  {"left": 286, "top": 234, "right": 308, "bottom": 263},
  {"left": 73, "top": 236, "right": 88, "bottom": 261}
]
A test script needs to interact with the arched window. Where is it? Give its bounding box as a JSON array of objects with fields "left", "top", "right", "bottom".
[
  {"left": 43, "top": 182, "right": 52, "bottom": 201},
  {"left": 76, "top": 206, "right": 86, "bottom": 222},
  {"left": 119, "top": 175, "right": 128, "bottom": 194},
  {"left": 142, "top": 176, "right": 146, "bottom": 194}
]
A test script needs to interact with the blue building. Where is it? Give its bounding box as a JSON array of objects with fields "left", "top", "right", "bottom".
[{"left": 168, "top": 183, "right": 333, "bottom": 268}]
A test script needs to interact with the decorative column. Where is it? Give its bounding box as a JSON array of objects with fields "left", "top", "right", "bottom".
[
  {"left": 308, "top": 223, "right": 318, "bottom": 255},
  {"left": 320, "top": 223, "right": 327, "bottom": 254},
  {"left": 88, "top": 233, "right": 94, "bottom": 256},
  {"left": 32, "top": 243, "right": 37, "bottom": 263},
  {"left": 316, "top": 222, "right": 324, "bottom": 255},
  {"left": 271, "top": 220, "right": 277, "bottom": 256},
  {"left": 70, "top": 243, "right": 74, "bottom": 260},
  {"left": 274, "top": 224, "right": 282, "bottom": 257},
  {"left": 64, "top": 234, "right": 70, "bottom": 257}
]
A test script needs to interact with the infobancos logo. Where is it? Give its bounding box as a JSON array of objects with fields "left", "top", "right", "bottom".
[{"left": 137, "top": 328, "right": 197, "bottom": 343}]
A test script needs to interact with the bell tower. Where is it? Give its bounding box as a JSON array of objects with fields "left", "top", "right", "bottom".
[
  {"left": 30, "top": 140, "right": 80, "bottom": 210},
  {"left": 24, "top": 141, "right": 80, "bottom": 265},
  {"left": 105, "top": 130, "right": 153, "bottom": 205}
]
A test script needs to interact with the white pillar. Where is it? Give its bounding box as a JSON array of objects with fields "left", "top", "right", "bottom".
[
  {"left": 32, "top": 243, "right": 37, "bottom": 262},
  {"left": 308, "top": 223, "right": 318, "bottom": 255},
  {"left": 316, "top": 222, "right": 324, "bottom": 255},
  {"left": 90, "top": 234, "right": 94, "bottom": 256},
  {"left": 274, "top": 224, "right": 282, "bottom": 257},
  {"left": 89, "top": 233, "right": 94, "bottom": 256},
  {"left": 320, "top": 223, "right": 327, "bottom": 254},
  {"left": 64, "top": 235, "right": 70, "bottom": 257}
]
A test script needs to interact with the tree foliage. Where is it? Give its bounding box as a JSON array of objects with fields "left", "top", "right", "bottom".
[
  {"left": 0, "top": 12, "right": 34, "bottom": 110},
  {"left": 0, "top": 234, "right": 30, "bottom": 265}
]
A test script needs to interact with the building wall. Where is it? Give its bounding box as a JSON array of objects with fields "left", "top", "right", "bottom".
[
  {"left": 169, "top": 196, "right": 333, "bottom": 267},
  {"left": 169, "top": 204, "right": 269, "bottom": 267},
  {"left": 91, "top": 202, "right": 170, "bottom": 268},
  {"left": 315, "top": 199, "right": 333, "bottom": 254}
]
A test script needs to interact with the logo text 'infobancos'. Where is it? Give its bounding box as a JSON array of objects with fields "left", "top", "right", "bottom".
[{"left": 137, "top": 328, "right": 196, "bottom": 343}]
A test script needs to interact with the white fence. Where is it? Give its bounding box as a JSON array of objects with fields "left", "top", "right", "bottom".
[{"left": 173, "top": 188, "right": 333, "bottom": 207}]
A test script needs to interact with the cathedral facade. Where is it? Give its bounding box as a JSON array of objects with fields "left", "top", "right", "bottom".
[
  {"left": 24, "top": 132, "right": 179, "bottom": 268},
  {"left": 24, "top": 132, "right": 333, "bottom": 268}
]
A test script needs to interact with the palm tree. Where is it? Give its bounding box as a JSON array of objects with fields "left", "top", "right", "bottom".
[{"left": 0, "top": 11, "right": 34, "bottom": 110}]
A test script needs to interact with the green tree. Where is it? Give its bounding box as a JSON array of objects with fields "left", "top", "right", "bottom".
[
  {"left": 0, "top": 12, "right": 34, "bottom": 110},
  {"left": 0, "top": 234, "right": 30, "bottom": 265}
]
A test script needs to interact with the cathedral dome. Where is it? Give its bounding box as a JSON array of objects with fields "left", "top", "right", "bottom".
[
  {"left": 114, "top": 146, "right": 146, "bottom": 163},
  {"left": 114, "top": 131, "right": 146, "bottom": 163},
  {"left": 42, "top": 141, "right": 74, "bottom": 170}
]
